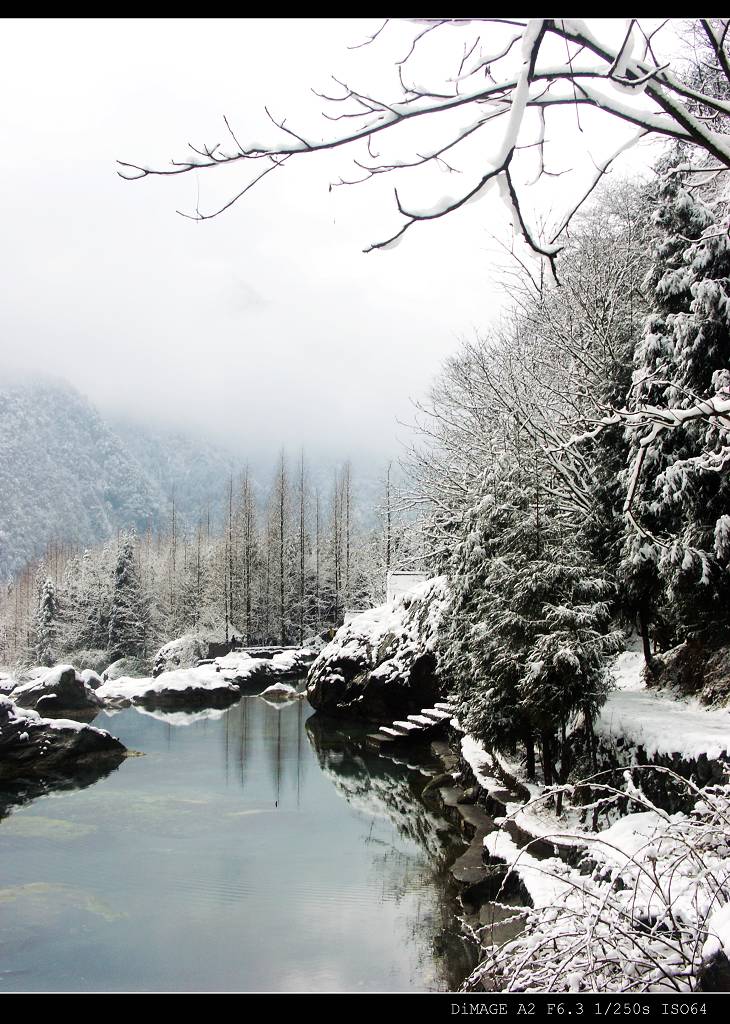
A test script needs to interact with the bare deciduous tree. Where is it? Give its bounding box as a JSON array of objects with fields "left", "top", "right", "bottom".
[{"left": 119, "top": 18, "right": 729, "bottom": 274}]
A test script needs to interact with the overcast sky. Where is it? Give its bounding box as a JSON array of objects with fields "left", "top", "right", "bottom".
[{"left": 0, "top": 18, "right": 666, "bottom": 466}]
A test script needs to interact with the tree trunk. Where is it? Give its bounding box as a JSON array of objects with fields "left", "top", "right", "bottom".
[
  {"left": 638, "top": 602, "right": 655, "bottom": 673},
  {"left": 524, "top": 732, "right": 536, "bottom": 780},
  {"left": 541, "top": 731, "right": 553, "bottom": 786}
]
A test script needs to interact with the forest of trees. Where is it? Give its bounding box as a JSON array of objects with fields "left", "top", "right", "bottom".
[
  {"left": 0, "top": 454, "right": 420, "bottom": 668},
  {"left": 407, "top": 151, "right": 729, "bottom": 784},
  {"left": 4, "top": 19, "right": 729, "bottom": 797}
]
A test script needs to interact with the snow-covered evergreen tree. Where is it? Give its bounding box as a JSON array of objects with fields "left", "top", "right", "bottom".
[
  {"left": 440, "top": 459, "right": 620, "bottom": 785},
  {"left": 108, "top": 531, "right": 150, "bottom": 658},
  {"left": 33, "top": 575, "right": 59, "bottom": 666},
  {"left": 620, "top": 165, "right": 730, "bottom": 648}
]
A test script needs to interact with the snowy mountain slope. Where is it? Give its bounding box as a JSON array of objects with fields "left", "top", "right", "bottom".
[{"left": 0, "top": 373, "right": 234, "bottom": 579}]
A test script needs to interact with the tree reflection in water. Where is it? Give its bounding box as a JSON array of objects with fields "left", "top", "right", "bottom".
[
  {"left": 305, "top": 711, "right": 480, "bottom": 990},
  {"left": 217, "top": 692, "right": 480, "bottom": 990}
]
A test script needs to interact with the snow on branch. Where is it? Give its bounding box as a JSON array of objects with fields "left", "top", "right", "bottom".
[{"left": 119, "top": 18, "right": 730, "bottom": 266}]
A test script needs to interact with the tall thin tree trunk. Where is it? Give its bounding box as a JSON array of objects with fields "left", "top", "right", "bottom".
[{"left": 299, "top": 451, "right": 305, "bottom": 645}]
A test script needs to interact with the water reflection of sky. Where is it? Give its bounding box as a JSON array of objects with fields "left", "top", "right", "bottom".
[{"left": 0, "top": 697, "right": 475, "bottom": 992}]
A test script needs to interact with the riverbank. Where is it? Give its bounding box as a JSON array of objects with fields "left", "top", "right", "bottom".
[{"left": 434, "top": 650, "right": 730, "bottom": 993}]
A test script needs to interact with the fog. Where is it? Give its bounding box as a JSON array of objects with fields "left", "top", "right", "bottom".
[{"left": 0, "top": 18, "right": 661, "bottom": 464}]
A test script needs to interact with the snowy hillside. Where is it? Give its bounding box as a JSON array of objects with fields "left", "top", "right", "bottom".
[{"left": 0, "top": 373, "right": 234, "bottom": 579}]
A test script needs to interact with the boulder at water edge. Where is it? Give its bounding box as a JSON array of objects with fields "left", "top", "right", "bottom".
[
  {"left": 12, "top": 665, "right": 104, "bottom": 715},
  {"left": 306, "top": 577, "right": 448, "bottom": 721},
  {"left": 0, "top": 695, "right": 126, "bottom": 781},
  {"left": 152, "top": 635, "right": 208, "bottom": 677}
]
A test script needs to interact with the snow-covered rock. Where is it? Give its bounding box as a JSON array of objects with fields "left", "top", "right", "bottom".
[
  {"left": 0, "top": 694, "right": 125, "bottom": 780},
  {"left": 13, "top": 665, "right": 104, "bottom": 715},
  {"left": 0, "top": 672, "right": 16, "bottom": 695},
  {"left": 80, "top": 669, "right": 103, "bottom": 690},
  {"left": 214, "top": 648, "right": 316, "bottom": 687},
  {"left": 103, "top": 656, "right": 151, "bottom": 681},
  {"left": 259, "top": 681, "right": 304, "bottom": 703},
  {"left": 270, "top": 648, "right": 317, "bottom": 676},
  {"left": 152, "top": 635, "right": 207, "bottom": 677},
  {"left": 307, "top": 576, "right": 449, "bottom": 720},
  {"left": 97, "top": 665, "right": 240, "bottom": 709},
  {"left": 213, "top": 654, "right": 275, "bottom": 689}
]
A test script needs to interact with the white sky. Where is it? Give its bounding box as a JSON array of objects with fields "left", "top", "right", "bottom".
[{"left": 0, "top": 17, "right": 668, "bottom": 466}]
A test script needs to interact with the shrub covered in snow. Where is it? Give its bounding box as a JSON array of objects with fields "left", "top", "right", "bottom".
[{"left": 464, "top": 768, "right": 730, "bottom": 993}]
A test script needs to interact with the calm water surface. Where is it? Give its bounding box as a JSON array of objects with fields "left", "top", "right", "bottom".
[{"left": 0, "top": 695, "right": 477, "bottom": 991}]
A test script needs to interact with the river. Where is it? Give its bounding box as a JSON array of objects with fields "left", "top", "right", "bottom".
[{"left": 0, "top": 692, "right": 478, "bottom": 991}]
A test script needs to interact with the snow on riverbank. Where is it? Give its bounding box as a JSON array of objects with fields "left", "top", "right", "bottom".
[
  {"left": 461, "top": 643, "right": 730, "bottom": 991},
  {"left": 597, "top": 690, "right": 730, "bottom": 761}
]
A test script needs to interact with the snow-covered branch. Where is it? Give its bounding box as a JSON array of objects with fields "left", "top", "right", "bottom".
[{"left": 120, "top": 19, "right": 730, "bottom": 264}]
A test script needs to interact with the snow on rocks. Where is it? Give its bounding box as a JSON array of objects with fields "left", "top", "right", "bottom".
[
  {"left": 259, "top": 681, "right": 304, "bottom": 704},
  {"left": 483, "top": 826, "right": 574, "bottom": 909},
  {"left": 0, "top": 672, "right": 16, "bottom": 695},
  {"left": 270, "top": 648, "right": 317, "bottom": 676},
  {"left": 80, "top": 669, "right": 103, "bottom": 690},
  {"left": 96, "top": 646, "right": 317, "bottom": 710},
  {"left": 307, "top": 576, "right": 450, "bottom": 720},
  {"left": 0, "top": 694, "right": 125, "bottom": 781},
  {"left": 12, "top": 665, "right": 104, "bottom": 715},
  {"left": 212, "top": 650, "right": 253, "bottom": 671},
  {"left": 211, "top": 648, "right": 316, "bottom": 688},
  {"left": 97, "top": 665, "right": 240, "bottom": 709},
  {"left": 152, "top": 634, "right": 207, "bottom": 677}
]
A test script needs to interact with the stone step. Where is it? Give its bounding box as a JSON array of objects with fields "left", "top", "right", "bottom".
[
  {"left": 407, "top": 714, "right": 440, "bottom": 727},
  {"left": 434, "top": 701, "right": 457, "bottom": 712},
  {"left": 420, "top": 708, "right": 452, "bottom": 721},
  {"left": 366, "top": 732, "right": 396, "bottom": 747},
  {"left": 391, "top": 719, "right": 422, "bottom": 732},
  {"left": 385, "top": 726, "right": 414, "bottom": 737},
  {"left": 379, "top": 726, "right": 410, "bottom": 738}
]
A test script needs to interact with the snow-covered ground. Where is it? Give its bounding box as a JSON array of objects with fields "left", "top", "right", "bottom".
[
  {"left": 460, "top": 644, "right": 730, "bottom": 992},
  {"left": 597, "top": 646, "right": 730, "bottom": 761},
  {"left": 597, "top": 690, "right": 730, "bottom": 761}
]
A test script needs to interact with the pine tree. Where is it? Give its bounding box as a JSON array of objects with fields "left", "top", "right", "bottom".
[
  {"left": 108, "top": 531, "right": 150, "bottom": 658},
  {"left": 442, "top": 458, "right": 620, "bottom": 785},
  {"left": 34, "top": 576, "right": 59, "bottom": 666},
  {"left": 620, "top": 166, "right": 730, "bottom": 650}
]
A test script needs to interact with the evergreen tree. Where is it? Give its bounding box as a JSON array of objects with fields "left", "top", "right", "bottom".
[
  {"left": 620, "top": 167, "right": 730, "bottom": 650},
  {"left": 34, "top": 576, "right": 59, "bottom": 666},
  {"left": 441, "top": 459, "right": 620, "bottom": 785},
  {"left": 108, "top": 532, "right": 150, "bottom": 658}
]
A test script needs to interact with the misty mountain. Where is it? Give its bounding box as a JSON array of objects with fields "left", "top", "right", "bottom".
[
  {"left": 0, "top": 372, "right": 398, "bottom": 582},
  {"left": 0, "top": 373, "right": 234, "bottom": 580}
]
